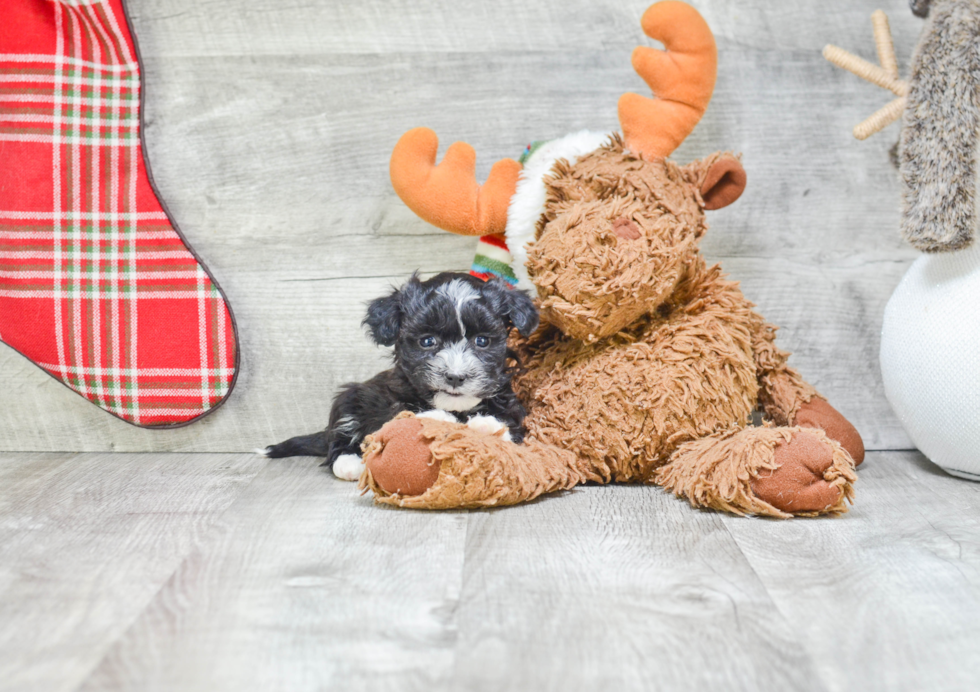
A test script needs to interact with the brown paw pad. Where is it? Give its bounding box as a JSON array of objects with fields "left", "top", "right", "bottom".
[
  {"left": 363, "top": 417, "right": 441, "bottom": 496},
  {"left": 795, "top": 398, "right": 865, "bottom": 466},
  {"left": 751, "top": 431, "right": 843, "bottom": 514}
]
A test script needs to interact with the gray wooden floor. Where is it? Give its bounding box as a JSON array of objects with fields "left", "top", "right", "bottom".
[
  {"left": 2, "top": 450, "right": 979, "bottom": 691},
  {"left": 3, "top": 0, "right": 980, "bottom": 689}
]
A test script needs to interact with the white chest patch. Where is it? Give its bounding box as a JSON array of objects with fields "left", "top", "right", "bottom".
[{"left": 432, "top": 392, "right": 482, "bottom": 412}]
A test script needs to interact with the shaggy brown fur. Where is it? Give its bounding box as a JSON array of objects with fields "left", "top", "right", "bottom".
[
  {"left": 511, "top": 139, "right": 824, "bottom": 486},
  {"left": 900, "top": 0, "right": 980, "bottom": 252},
  {"left": 656, "top": 426, "right": 856, "bottom": 519},
  {"left": 360, "top": 413, "right": 594, "bottom": 509},
  {"left": 528, "top": 137, "right": 709, "bottom": 341},
  {"left": 362, "top": 139, "right": 862, "bottom": 517}
]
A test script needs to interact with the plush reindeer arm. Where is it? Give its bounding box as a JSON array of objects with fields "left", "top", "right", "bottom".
[{"left": 750, "top": 316, "right": 866, "bottom": 466}]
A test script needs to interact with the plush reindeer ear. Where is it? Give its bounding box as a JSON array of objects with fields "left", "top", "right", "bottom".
[
  {"left": 480, "top": 279, "right": 540, "bottom": 337},
  {"left": 701, "top": 155, "right": 747, "bottom": 210},
  {"left": 363, "top": 276, "right": 422, "bottom": 346},
  {"left": 684, "top": 154, "right": 747, "bottom": 210}
]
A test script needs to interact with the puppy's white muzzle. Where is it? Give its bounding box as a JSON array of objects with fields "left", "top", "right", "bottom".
[{"left": 427, "top": 340, "right": 488, "bottom": 409}]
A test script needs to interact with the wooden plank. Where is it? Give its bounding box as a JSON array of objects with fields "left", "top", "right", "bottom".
[
  {"left": 724, "top": 451, "right": 980, "bottom": 692},
  {"left": 78, "top": 462, "right": 829, "bottom": 692},
  {"left": 3, "top": 449, "right": 979, "bottom": 690},
  {"left": 0, "top": 0, "right": 921, "bottom": 451},
  {"left": 123, "top": 0, "right": 924, "bottom": 58},
  {"left": 449, "top": 485, "right": 826, "bottom": 691},
  {"left": 78, "top": 457, "right": 469, "bottom": 691},
  {"left": 0, "top": 452, "right": 265, "bottom": 692}
]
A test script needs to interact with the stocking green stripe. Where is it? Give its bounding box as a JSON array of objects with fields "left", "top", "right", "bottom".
[{"left": 472, "top": 254, "right": 517, "bottom": 280}]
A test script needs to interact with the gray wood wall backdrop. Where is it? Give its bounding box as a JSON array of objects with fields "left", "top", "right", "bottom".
[{"left": 0, "top": 0, "right": 923, "bottom": 452}]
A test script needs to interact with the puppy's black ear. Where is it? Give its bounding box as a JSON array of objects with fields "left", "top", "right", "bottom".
[
  {"left": 481, "top": 278, "right": 539, "bottom": 337},
  {"left": 363, "top": 290, "right": 401, "bottom": 346},
  {"left": 363, "top": 275, "right": 426, "bottom": 346}
]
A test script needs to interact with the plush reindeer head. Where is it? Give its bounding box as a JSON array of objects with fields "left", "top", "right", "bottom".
[{"left": 389, "top": 1, "right": 747, "bottom": 341}]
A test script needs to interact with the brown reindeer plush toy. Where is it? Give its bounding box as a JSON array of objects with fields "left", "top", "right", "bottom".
[{"left": 360, "top": 1, "right": 865, "bottom": 518}]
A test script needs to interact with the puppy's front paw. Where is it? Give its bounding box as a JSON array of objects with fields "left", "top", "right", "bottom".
[
  {"left": 332, "top": 453, "right": 364, "bottom": 481},
  {"left": 466, "top": 414, "right": 512, "bottom": 442},
  {"left": 416, "top": 409, "right": 458, "bottom": 424}
]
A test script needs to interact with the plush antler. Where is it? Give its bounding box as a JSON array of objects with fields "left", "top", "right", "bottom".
[
  {"left": 618, "top": 1, "right": 717, "bottom": 160},
  {"left": 823, "top": 10, "right": 910, "bottom": 140},
  {"left": 389, "top": 127, "right": 522, "bottom": 237}
]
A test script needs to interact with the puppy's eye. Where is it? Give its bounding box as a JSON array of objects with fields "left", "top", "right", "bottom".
[
  {"left": 474, "top": 336, "right": 490, "bottom": 348},
  {"left": 419, "top": 336, "right": 438, "bottom": 348}
]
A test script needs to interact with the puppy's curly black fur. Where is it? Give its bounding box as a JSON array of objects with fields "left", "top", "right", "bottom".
[{"left": 263, "top": 272, "right": 538, "bottom": 467}]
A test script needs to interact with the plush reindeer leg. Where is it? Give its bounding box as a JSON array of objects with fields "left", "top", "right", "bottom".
[
  {"left": 655, "top": 426, "right": 857, "bottom": 518},
  {"left": 358, "top": 413, "right": 596, "bottom": 509},
  {"left": 752, "top": 318, "right": 865, "bottom": 465}
]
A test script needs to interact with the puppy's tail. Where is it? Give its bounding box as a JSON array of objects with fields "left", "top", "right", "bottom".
[{"left": 259, "top": 433, "right": 331, "bottom": 459}]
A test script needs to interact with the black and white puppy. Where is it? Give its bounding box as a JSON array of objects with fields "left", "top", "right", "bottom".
[{"left": 260, "top": 272, "right": 539, "bottom": 480}]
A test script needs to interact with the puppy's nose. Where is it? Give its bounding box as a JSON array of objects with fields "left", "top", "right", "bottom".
[{"left": 445, "top": 373, "right": 466, "bottom": 388}]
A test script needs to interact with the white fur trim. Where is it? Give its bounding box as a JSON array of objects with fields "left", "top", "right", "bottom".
[
  {"left": 465, "top": 414, "right": 512, "bottom": 442},
  {"left": 475, "top": 242, "right": 513, "bottom": 265},
  {"left": 505, "top": 130, "right": 612, "bottom": 291},
  {"left": 417, "top": 409, "right": 459, "bottom": 423},
  {"left": 332, "top": 454, "right": 364, "bottom": 481}
]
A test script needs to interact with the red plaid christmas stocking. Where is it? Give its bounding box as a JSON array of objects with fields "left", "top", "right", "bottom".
[{"left": 0, "top": 0, "right": 239, "bottom": 427}]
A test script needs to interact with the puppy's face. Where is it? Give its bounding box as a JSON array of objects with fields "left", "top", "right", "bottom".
[{"left": 364, "top": 273, "right": 538, "bottom": 411}]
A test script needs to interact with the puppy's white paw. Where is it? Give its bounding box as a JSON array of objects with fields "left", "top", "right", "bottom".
[
  {"left": 332, "top": 453, "right": 364, "bottom": 481},
  {"left": 416, "top": 409, "right": 459, "bottom": 424},
  {"left": 466, "top": 414, "right": 512, "bottom": 442},
  {"left": 254, "top": 447, "right": 271, "bottom": 457}
]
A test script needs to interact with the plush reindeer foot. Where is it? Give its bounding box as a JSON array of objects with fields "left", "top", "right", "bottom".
[
  {"left": 360, "top": 412, "right": 591, "bottom": 509},
  {"left": 657, "top": 426, "right": 857, "bottom": 518},
  {"left": 361, "top": 416, "right": 441, "bottom": 496},
  {"left": 750, "top": 429, "right": 856, "bottom": 514},
  {"left": 793, "top": 398, "right": 865, "bottom": 465}
]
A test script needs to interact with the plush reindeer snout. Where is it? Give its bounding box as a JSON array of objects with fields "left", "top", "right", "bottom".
[{"left": 529, "top": 199, "right": 695, "bottom": 341}]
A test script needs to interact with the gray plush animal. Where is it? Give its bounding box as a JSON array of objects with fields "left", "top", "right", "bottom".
[
  {"left": 901, "top": 0, "right": 980, "bottom": 251},
  {"left": 825, "top": 0, "right": 980, "bottom": 252}
]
